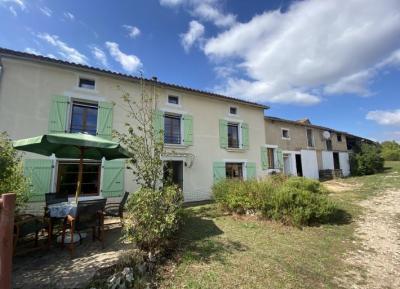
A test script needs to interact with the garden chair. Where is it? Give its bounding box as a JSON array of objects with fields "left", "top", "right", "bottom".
[
  {"left": 13, "top": 214, "right": 49, "bottom": 255},
  {"left": 104, "top": 191, "right": 130, "bottom": 221},
  {"left": 61, "top": 198, "right": 107, "bottom": 256},
  {"left": 44, "top": 192, "right": 68, "bottom": 246}
]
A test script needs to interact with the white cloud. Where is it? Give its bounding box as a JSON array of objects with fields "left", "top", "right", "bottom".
[
  {"left": 203, "top": 0, "right": 400, "bottom": 105},
  {"left": 105, "top": 41, "right": 142, "bottom": 73},
  {"left": 366, "top": 109, "right": 400, "bottom": 126},
  {"left": 91, "top": 46, "right": 108, "bottom": 67},
  {"left": 1, "top": 0, "right": 26, "bottom": 15},
  {"left": 63, "top": 11, "right": 74, "bottom": 20},
  {"left": 25, "top": 47, "right": 39, "bottom": 55},
  {"left": 180, "top": 20, "right": 204, "bottom": 52},
  {"left": 160, "top": 0, "right": 236, "bottom": 27},
  {"left": 37, "top": 33, "right": 88, "bottom": 64},
  {"left": 123, "top": 25, "right": 141, "bottom": 39},
  {"left": 39, "top": 6, "right": 52, "bottom": 17},
  {"left": 9, "top": 5, "right": 16, "bottom": 15}
]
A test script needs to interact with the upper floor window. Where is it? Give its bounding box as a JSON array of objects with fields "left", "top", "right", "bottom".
[
  {"left": 306, "top": 128, "right": 314, "bottom": 147},
  {"left": 229, "top": 106, "right": 237, "bottom": 115},
  {"left": 337, "top": 133, "right": 342, "bottom": 142},
  {"left": 79, "top": 78, "right": 95, "bottom": 90},
  {"left": 168, "top": 95, "right": 179, "bottom": 105},
  {"left": 282, "top": 129, "right": 290, "bottom": 139},
  {"left": 225, "top": 162, "right": 243, "bottom": 180},
  {"left": 70, "top": 101, "right": 98, "bottom": 135},
  {"left": 228, "top": 123, "right": 240, "bottom": 148},
  {"left": 326, "top": 139, "right": 333, "bottom": 151},
  {"left": 164, "top": 114, "right": 181, "bottom": 144}
]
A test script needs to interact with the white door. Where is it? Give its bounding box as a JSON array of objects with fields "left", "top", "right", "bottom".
[
  {"left": 322, "top": 151, "right": 334, "bottom": 170},
  {"left": 300, "top": 150, "right": 319, "bottom": 179},
  {"left": 339, "top": 152, "right": 350, "bottom": 176},
  {"left": 283, "top": 154, "right": 291, "bottom": 175}
]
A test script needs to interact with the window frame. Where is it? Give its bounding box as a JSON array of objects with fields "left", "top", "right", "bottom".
[
  {"left": 225, "top": 162, "right": 244, "bottom": 180},
  {"left": 56, "top": 160, "right": 101, "bottom": 197},
  {"left": 164, "top": 113, "right": 182, "bottom": 145},
  {"left": 167, "top": 95, "right": 180, "bottom": 105},
  {"left": 78, "top": 77, "right": 96, "bottom": 90},
  {"left": 227, "top": 122, "right": 241, "bottom": 149},
  {"left": 337, "top": 133, "right": 342, "bottom": 142},
  {"left": 281, "top": 128, "right": 290, "bottom": 140},
  {"left": 229, "top": 106, "right": 238, "bottom": 116},
  {"left": 326, "top": 139, "right": 333, "bottom": 151},
  {"left": 69, "top": 100, "right": 99, "bottom": 135},
  {"left": 306, "top": 128, "right": 315, "bottom": 148},
  {"left": 267, "top": 147, "right": 275, "bottom": 169}
]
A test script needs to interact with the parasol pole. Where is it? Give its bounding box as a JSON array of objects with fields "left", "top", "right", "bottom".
[{"left": 75, "top": 147, "right": 84, "bottom": 203}]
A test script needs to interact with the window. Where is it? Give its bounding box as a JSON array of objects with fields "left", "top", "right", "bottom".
[
  {"left": 168, "top": 95, "right": 179, "bottom": 105},
  {"left": 306, "top": 128, "right": 314, "bottom": 147},
  {"left": 267, "top": 148, "right": 275, "bottom": 169},
  {"left": 282, "top": 129, "right": 290, "bottom": 139},
  {"left": 78, "top": 78, "right": 95, "bottom": 90},
  {"left": 337, "top": 133, "right": 342, "bottom": 142},
  {"left": 230, "top": 106, "right": 237, "bottom": 115},
  {"left": 225, "top": 163, "right": 243, "bottom": 180},
  {"left": 70, "top": 101, "right": 98, "bottom": 135},
  {"left": 228, "top": 123, "right": 240, "bottom": 148},
  {"left": 326, "top": 139, "right": 333, "bottom": 151},
  {"left": 57, "top": 161, "right": 101, "bottom": 196},
  {"left": 164, "top": 114, "right": 181, "bottom": 144}
]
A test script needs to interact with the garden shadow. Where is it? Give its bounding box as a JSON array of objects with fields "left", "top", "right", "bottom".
[{"left": 310, "top": 208, "right": 353, "bottom": 227}]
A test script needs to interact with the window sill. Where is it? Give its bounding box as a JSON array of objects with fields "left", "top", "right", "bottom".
[
  {"left": 164, "top": 144, "right": 189, "bottom": 149},
  {"left": 226, "top": 147, "right": 246, "bottom": 152}
]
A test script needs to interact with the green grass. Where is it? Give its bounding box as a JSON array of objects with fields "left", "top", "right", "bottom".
[{"left": 158, "top": 162, "right": 400, "bottom": 289}]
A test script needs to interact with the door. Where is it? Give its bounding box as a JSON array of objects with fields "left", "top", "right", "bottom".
[
  {"left": 300, "top": 150, "right": 319, "bottom": 179},
  {"left": 333, "top": 152, "right": 340, "bottom": 170},
  {"left": 283, "top": 154, "right": 291, "bottom": 175},
  {"left": 295, "top": 154, "right": 303, "bottom": 177},
  {"left": 163, "top": 161, "right": 183, "bottom": 189},
  {"left": 339, "top": 152, "right": 350, "bottom": 176}
]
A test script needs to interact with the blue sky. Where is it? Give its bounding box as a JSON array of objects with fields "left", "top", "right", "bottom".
[{"left": 1, "top": 0, "right": 400, "bottom": 142}]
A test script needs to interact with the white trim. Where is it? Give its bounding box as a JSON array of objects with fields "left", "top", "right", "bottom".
[
  {"left": 160, "top": 107, "right": 187, "bottom": 115},
  {"left": 75, "top": 73, "right": 98, "bottom": 93},
  {"left": 265, "top": 144, "right": 278, "bottom": 148},
  {"left": 99, "top": 157, "right": 105, "bottom": 198},
  {"left": 50, "top": 154, "right": 56, "bottom": 192},
  {"left": 281, "top": 128, "right": 290, "bottom": 140},
  {"left": 163, "top": 112, "right": 184, "bottom": 145},
  {"left": 224, "top": 117, "right": 243, "bottom": 123},
  {"left": 222, "top": 158, "right": 248, "bottom": 163},
  {"left": 161, "top": 156, "right": 186, "bottom": 161},
  {"left": 228, "top": 105, "right": 239, "bottom": 117},
  {"left": 166, "top": 95, "right": 182, "bottom": 108}
]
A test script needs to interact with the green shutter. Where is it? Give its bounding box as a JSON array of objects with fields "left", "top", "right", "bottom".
[
  {"left": 276, "top": 148, "right": 284, "bottom": 170},
  {"left": 153, "top": 110, "right": 164, "bottom": 142},
  {"left": 246, "top": 162, "right": 256, "bottom": 179},
  {"left": 241, "top": 123, "right": 249, "bottom": 149},
  {"left": 213, "top": 161, "right": 226, "bottom": 183},
  {"left": 102, "top": 160, "right": 125, "bottom": 197},
  {"left": 48, "top": 95, "right": 69, "bottom": 133},
  {"left": 261, "top": 147, "right": 269, "bottom": 170},
  {"left": 24, "top": 159, "right": 53, "bottom": 202},
  {"left": 219, "top": 119, "right": 228, "bottom": 148},
  {"left": 183, "top": 114, "right": 193, "bottom": 146},
  {"left": 97, "top": 102, "right": 114, "bottom": 140}
]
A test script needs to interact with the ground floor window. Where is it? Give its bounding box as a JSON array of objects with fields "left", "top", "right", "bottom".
[
  {"left": 267, "top": 148, "right": 275, "bottom": 169},
  {"left": 57, "top": 161, "right": 101, "bottom": 196},
  {"left": 225, "top": 162, "right": 243, "bottom": 180},
  {"left": 163, "top": 160, "right": 183, "bottom": 189}
]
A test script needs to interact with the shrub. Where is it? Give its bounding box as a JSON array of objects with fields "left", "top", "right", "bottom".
[
  {"left": 213, "top": 175, "right": 337, "bottom": 226},
  {"left": 0, "top": 132, "right": 30, "bottom": 210},
  {"left": 350, "top": 143, "right": 384, "bottom": 176},
  {"left": 381, "top": 141, "right": 400, "bottom": 161},
  {"left": 123, "top": 185, "right": 184, "bottom": 254}
]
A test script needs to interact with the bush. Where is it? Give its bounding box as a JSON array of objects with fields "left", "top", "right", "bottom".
[
  {"left": 0, "top": 132, "right": 30, "bottom": 210},
  {"left": 350, "top": 143, "right": 384, "bottom": 176},
  {"left": 213, "top": 175, "right": 336, "bottom": 226},
  {"left": 123, "top": 186, "right": 184, "bottom": 253},
  {"left": 381, "top": 141, "right": 400, "bottom": 161}
]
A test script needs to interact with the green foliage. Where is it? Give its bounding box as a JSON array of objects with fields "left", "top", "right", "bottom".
[
  {"left": 212, "top": 176, "right": 336, "bottom": 226},
  {"left": 350, "top": 143, "right": 384, "bottom": 176},
  {"left": 123, "top": 186, "right": 184, "bottom": 253},
  {"left": 0, "top": 132, "right": 30, "bottom": 209},
  {"left": 381, "top": 141, "right": 400, "bottom": 161}
]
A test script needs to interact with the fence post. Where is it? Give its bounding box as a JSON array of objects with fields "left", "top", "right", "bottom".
[{"left": 0, "top": 193, "right": 16, "bottom": 289}]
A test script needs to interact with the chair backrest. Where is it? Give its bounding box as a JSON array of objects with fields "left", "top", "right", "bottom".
[
  {"left": 76, "top": 199, "right": 107, "bottom": 230},
  {"left": 119, "top": 192, "right": 130, "bottom": 214},
  {"left": 45, "top": 192, "right": 68, "bottom": 206}
]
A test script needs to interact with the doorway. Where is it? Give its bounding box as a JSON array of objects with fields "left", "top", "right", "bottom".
[
  {"left": 283, "top": 154, "right": 291, "bottom": 175},
  {"left": 163, "top": 161, "right": 183, "bottom": 189},
  {"left": 333, "top": 152, "right": 340, "bottom": 170},
  {"left": 295, "top": 154, "right": 303, "bottom": 177}
]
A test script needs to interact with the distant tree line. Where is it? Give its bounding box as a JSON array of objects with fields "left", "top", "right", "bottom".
[{"left": 380, "top": 141, "right": 400, "bottom": 161}]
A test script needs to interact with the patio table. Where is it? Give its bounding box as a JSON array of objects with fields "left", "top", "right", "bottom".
[{"left": 47, "top": 202, "right": 77, "bottom": 218}]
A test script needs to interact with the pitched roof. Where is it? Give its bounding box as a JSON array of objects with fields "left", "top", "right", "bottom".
[{"left": 0, "top": 47, "right": 268, "bottom": 109}]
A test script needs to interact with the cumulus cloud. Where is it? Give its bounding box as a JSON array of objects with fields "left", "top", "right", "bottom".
[
  {"left": 105, "top": 41, "right": 142, "bottom": 73},
  {"left": 91, "top": 46, "right": 108, "bottom": 67},
  {"left": 37, "top": 33, "right": 88, "bottom": 64},
  {"left": 160, "top": 0, "right": 236, "bottom": 27},
  {"left": 63, "top": 11, "right": 74, "bottom": 21},
  {"left": 203, "top": 0, "right": 400, "bottom": 105},
  {"left": 39, "top": 6, "right": 52, "bottom": 17},
  {"left": 123, "top": 25, "right": 141, "bottom": 39},
  {"left": 180, "top": 20, "right": 205, "bottom": 52},
  {"left": 366, "top": 109, "right": 400, "bottom": 126}
]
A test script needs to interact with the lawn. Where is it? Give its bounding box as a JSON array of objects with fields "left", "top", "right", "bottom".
[{"left": 158, "top": 161, "right": 400, "bottom": 289}]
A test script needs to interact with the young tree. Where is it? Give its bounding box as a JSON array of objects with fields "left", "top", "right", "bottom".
[
  {"left": 381, "top": 141, "right": 400, "bottom": 161},
  {"left": 115, "top": 78, "right": 165, "bottom": 190},
  {"left": 0, "top": 132, "right": 30, "bottom": 209}
]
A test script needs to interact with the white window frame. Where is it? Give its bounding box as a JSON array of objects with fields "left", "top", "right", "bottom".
[
  {"left": 229, "top": 105, "right": 238, "bottom": 117},
  {"left": 264, "top": 144, "right": 280, "bottom": 173},
  {"left": 281, "top": 128, "right": 290, "bottom": 140},
  {"left": 67, "top": 97, "right": 99, "bottom": 134},
  {"left": 227, "top": 121, "right": 243, "bottom": 149},
  {"left": 76, "top": 74, "right": 97, "bottom": 92},
  {"left": 222, "top": 159, "right": 248, "bottom": 180},
  {"left": 163, "top": 112, "right": 184, "bottom": 146},
  {"left": 166, "top": 95, "right": 182, "bottom": 108}
]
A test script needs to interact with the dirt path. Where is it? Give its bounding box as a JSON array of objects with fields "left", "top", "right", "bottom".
[{"left": 339, "top": 189, "right": 400, "bottom": 289}]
